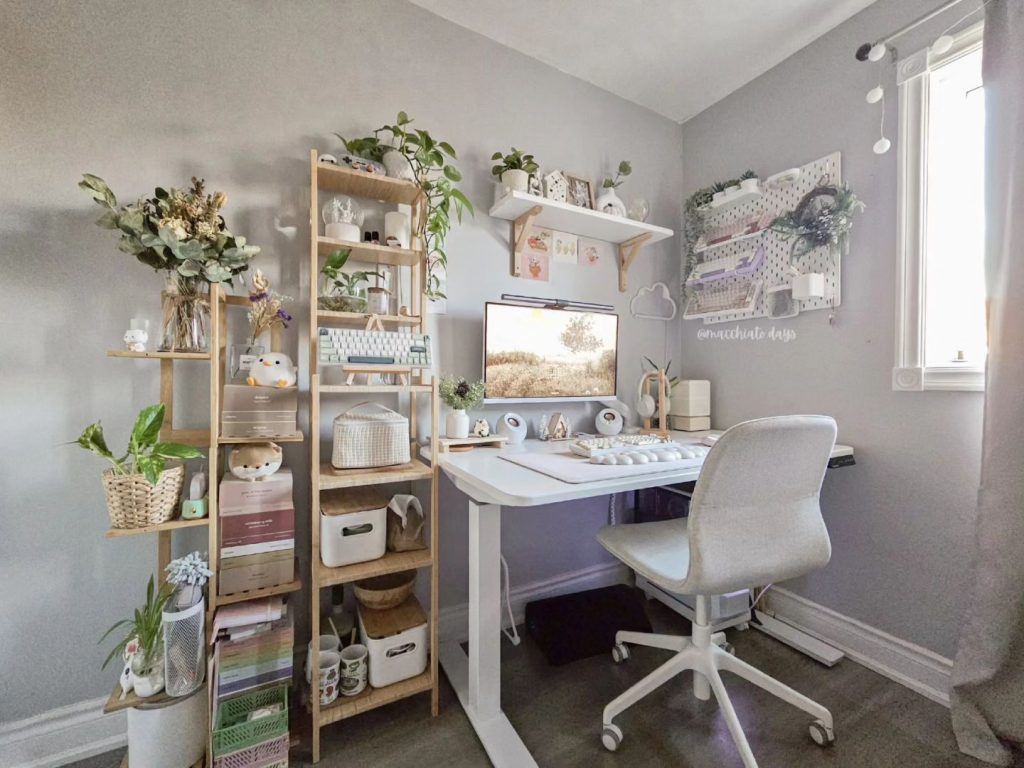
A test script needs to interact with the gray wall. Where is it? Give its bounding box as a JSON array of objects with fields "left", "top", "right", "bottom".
[
  {"left": 0, "top": 0, "right": 682, "bottom": 722},
  {"left": 679, "top": 0, "right": 983, "bottom": 658}
]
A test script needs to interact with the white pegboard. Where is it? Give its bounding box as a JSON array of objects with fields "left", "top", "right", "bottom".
[{"left": 685, "top": 152, "right": 843, "bottom": 324}]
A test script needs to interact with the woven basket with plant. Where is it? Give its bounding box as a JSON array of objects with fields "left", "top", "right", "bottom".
[{"left": 75, "top": 404, "right": 204, "bottom": 528}]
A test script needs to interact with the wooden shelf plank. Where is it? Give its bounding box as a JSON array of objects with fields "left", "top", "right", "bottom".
[
  {"left": 103, "top": 680, "right": 176, "bottom": 714},
  {"left": 107, "top": 350, "right": 210, "bottom": 360},
  {"left": 166, "top": 428, "right": 210, "bottom": 447},
  {"left": 316, "top": 161, "right": 422, "bottom": 205},
  {"left": 317, "top": 670, "right": 433, "bottom": 726},
  {"left": 316, "top": 236, "right": 421, "bottom": 267},
  {"left": 317, "top": 309, "right": 421, "bottom": 325},
  {"left": 319, "top": 461, "right": 433, "bottom": 489},
  {"left": 489, "top": 190, "right": 674, "bottom": 245},
  {"left": 217, "top": 558, "right": 302, "bottom": 606},
  {"left": 318, "top": 549, "right": 433, "bottom": 588},
  {"left": 320, "top": 384, "right": 432, "bottom": 394},
  {"left": 217, "top": 432, "right": 305, "bottom": 444},
  {"left": 106, "top": 517, "right": 209, "bottom": 539}
]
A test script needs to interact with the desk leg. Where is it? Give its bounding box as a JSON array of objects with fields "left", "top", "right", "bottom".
[
  {"left": 469, "top": 501, "right": 501, "bottom": 718},
  {"left": 439, "top": 500, "right": 538, "bottom": 768}
]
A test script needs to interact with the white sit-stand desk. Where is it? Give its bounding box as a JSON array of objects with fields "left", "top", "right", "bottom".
[{"left": 432, "top": 430, "right": 854, "bottom": 768}]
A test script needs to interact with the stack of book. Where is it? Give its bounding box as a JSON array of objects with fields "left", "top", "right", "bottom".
[
  {"left": 219, "top": 468, "right": 295, "bottom": 596},
  {"left": 213, "top": 597, "right": 294, "bottom": 703}
]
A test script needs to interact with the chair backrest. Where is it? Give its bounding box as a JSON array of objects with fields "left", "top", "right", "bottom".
[{"left": 681, "top": 415, "right": 836, "bottom": 595}]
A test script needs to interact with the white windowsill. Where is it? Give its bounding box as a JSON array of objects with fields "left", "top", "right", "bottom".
[{"left": 893, "top": 366, "right": 985, "bottom": 392}]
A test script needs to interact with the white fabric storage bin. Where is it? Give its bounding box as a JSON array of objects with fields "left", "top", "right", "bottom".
[
  {"left": 358, "top": 596, "right": 428, "bottom": 688},
  {"left": 127, "top": 686, "right": 207, "bottom": 768},
  {"left": 332, "top": 402, "right": 410, "bottom": 469},
  {"left": 320, "top": 487, "right": 388, "bottom": 567}
]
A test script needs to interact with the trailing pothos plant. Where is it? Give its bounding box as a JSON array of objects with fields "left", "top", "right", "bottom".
[
  {"left": 100, "top": 575, "right": 173, "bottom": 672},
  {"left": 338, "top": 112, "right": 473, "bottom": 300},
  {"left": 74, "top": 404, "right": 204, "bottom": 485}
]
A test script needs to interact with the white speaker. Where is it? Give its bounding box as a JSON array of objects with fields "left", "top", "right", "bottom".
[
  {"left": 497, "top": 413, "right": 527, "bottom": 444},
  {"left": 595, "top": 408, "right": 624, "bottom": 436}
]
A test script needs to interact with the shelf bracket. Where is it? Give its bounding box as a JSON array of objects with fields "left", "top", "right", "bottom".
[
  {"left": 511, "top": 205, "right": 543, "bottom": 276},
  {"left": 617, "top": 232, "right": 653, "bottom": 292}
]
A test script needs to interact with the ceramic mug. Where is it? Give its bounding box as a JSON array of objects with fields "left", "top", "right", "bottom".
[
  {"left": 339, "top": 644, "right": 368, "bottom": 697},
  {"left": 306, "top": 634, "right": 341, "bottom": 684},
  {"left": 318, "top": 650, "right": 342, "bottom": 706}
]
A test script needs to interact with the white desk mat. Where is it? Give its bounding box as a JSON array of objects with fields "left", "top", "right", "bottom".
[{"left": 498, "top": 448, "right": 705, "bottom": 484}]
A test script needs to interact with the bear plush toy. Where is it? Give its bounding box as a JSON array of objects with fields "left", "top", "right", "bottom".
[
  {"left": 228, "top": 442, "right": 283, "bottom": 482},
  {"left": 246, "top": 353, "right": 297, "bottom": 388}
]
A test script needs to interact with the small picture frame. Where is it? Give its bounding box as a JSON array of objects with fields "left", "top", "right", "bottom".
[{"left": 564, "top": 173, "right": 594, "bottom": 209}]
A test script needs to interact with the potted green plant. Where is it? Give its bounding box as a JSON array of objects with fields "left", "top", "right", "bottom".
[
  {"left": 74, "top": 404, "right": 204, "bottom": 529},
  {"left": 597, "top": 160, "right": 632, "bottom": 217},
  {"left": 339, "top": 112, "right": 473, "bottom": 300},
  {"left": 439, "top": 376, "right": 486, "bottom": 439},
  {"left": 318, "top": 248, "right": 385, "bottom": 312},
  {"left": 79, "top": 175, "right": 260, "bottom": 352},
  {"left": 739, "top": 169, "right": 760, "bottom": 194},
  {"left": 491, "top": 147, "right": 540, "bottom": 194},
  {"left": 101, "top": 576, "right": 174, "bottom": 697}
]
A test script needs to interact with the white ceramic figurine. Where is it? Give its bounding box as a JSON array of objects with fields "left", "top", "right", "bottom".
[
  {"left": 246, "top": 353, "right": 297, "bottom": 388},
  {"left": 472, "top": 418, "right": 491, "bottom": 437},
  {"left": 123, "top": 328, "right": 148, "bottom": 352}
]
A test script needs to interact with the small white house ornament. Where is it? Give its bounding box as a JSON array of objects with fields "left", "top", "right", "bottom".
[
  {"left": 543, "top": 171, "right": 568, "bottom": 203},
  {"left": 472, "top": 418, "right": 491, "bottom": 437}
]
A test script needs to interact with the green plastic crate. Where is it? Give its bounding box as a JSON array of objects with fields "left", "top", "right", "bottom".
[{"left": 213, "top": 686, "right": 289, "bottom": 757}]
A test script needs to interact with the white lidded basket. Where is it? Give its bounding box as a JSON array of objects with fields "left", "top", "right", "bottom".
[{"left": 332, "top": 402, "right": 410, "bottom": 469}]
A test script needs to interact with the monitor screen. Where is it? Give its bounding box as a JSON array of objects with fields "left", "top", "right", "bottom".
[{"left": 484, "top": 302, "right": 619, "bottom": 401}]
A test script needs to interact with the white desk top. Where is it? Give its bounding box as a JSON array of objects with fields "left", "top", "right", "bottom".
[{"left": 428, "top": 430, "right": 854, "bottom": 508}]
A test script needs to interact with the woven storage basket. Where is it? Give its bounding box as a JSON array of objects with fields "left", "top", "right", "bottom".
[
  {"left": 354, "top": 570, "right": 416, "bottom": 610},
  {"left": 332, "top": 402, "right": 410, "bottom": 469},
  {"left": 102, "top": 464, "right": 184, "bottom": 529},
  {"left": 213, "top": 686, "right": 288, "bottom": 757}
]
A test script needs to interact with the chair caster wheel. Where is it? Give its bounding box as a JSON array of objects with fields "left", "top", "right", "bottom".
[
  {"left": 611, "top": 643, "right": 630, "bottom": 663},
  {"left": 809, "top": 720, "right": 835, "bottom": 747},
  {"left": 601, "top": 724, "right": 623, "bottom": 752},
  {"left": 722, "top": 642, "right": 735, "bottom": 655}
]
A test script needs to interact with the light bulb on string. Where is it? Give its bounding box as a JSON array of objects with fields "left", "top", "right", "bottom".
[
  {"left": 866, "top": 85, "right": 884, "bottom": 104},
  {"left": 868, "top": 43, "right": 887, "bottom": 62},
  {"left": 931, "top": 34, "right": 954, "bottom": 54},
  {"left": 873, "top": 137, "right": 891, "bottom": 155},
  {"left": 932, "top": 0, "right": 993, "bottom": 55},
  {"left": 873, "top": 91, "right": 891, "bottom": 155}
]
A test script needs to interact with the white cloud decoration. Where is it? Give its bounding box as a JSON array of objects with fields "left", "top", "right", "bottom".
[{"left": 630, "top": 282, "right": 677, "bottom": 320}]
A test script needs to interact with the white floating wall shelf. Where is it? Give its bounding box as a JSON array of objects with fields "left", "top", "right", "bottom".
[{"left": 489, "top": 190, "right": 674, "bottom": 292}]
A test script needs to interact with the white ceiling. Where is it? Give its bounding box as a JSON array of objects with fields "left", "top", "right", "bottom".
[{"left": 409, "top": 0, "right": 878, "bottom": 123}]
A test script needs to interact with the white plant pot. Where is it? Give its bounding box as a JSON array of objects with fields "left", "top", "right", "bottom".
[
  {"left": 325, "top": 222, "right": 360, "bottom": 242},
  {"left": 725, "top": 184, "right": 741, "bottom": 195},
  {"left": 131, "top": 655, "right": 165, "bottom": 698},
  {"left": 740, "top": 178, "right": 760, "bottom": 193},
  {"left": 383, "top": 149, "right": 414, "bottom": 181},
  {"left": 595, "top": 188, "right": 627, "bottom": 217},
  {"left": 712, "top": 190, "right": 726, "bottom": 203},
  {"left": 446, "top": 409, "right": 469, "bottom": 439},
  {"left": 791, "top": 272, "right": 826, "bottom": 300},
  {"left": 501, "top": 169, "right": 530, "bottom": 193},
  {"left": 127, "top": 686, "right": 206, "bottom": 768}
]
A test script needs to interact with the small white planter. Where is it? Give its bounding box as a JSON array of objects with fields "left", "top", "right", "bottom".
[
  {"left": 500, "top": 169, "right": 530, "bottom": 193},
  {"left": 725, "top": 184, "right": 741, "bottom": 195},
  {"left": 131, "top": 655, "right": 165, "bottom": 698},
  {"left": 791, "top": 272, "right": 826, "bottom": 300},
  {"left": 712, "top": 190, "right": 726, "bottom": 203},
  {"left": 595, "top": 188, "right": 627, "bottom": 217},
  {"left": 324, "top": 222, "right": 360, "bottom": 242},
  {"left": 740, "top": 178, "right": 760, "bottom": 194},
  {"left": 446, "top": 409, "right": 469, "bottom": 439},
  {"left": 383, "top": 149, "right": 414, "bottom": 181}
]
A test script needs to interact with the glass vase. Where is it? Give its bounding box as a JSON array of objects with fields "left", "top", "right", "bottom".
[
  {"left": 229, "top": 342, "right": 264, "bottom": 381},
  {"left": 160, "top": 275, "right": 210, "bottom": 353}
]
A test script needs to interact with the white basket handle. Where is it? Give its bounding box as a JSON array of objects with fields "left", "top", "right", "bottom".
[{"left": 340, "top": 401, "right": 397, "bottom": 417}]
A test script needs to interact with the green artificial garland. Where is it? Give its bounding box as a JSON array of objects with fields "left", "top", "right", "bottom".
[{"left": 771, "top": 182, "right": 865, "bottom": 263}]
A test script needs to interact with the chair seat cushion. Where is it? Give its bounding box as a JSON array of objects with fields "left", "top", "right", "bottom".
[{"left": 597, "top": 518, "right": 690, "bottom": 592}]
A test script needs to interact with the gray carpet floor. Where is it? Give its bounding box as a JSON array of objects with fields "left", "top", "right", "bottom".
[{"left": 70, "top": 597, "right": 1019, "bottom": 768}]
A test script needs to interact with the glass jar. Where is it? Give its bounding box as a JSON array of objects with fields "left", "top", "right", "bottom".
[{"left": 160, "top": 275, "right": 210, "bottom": 353}]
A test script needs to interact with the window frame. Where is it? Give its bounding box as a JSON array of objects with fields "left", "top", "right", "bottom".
[{"left": 893, "top": 22, "right": 985, "bottom": 392}]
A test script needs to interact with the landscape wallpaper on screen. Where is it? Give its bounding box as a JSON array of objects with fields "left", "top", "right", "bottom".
[{"left": 485, "top": 304, "right": 618, "bottom": 399}]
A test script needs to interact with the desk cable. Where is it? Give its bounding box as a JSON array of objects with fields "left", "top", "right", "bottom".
[{"left": 500, "top": 554, "right": 521, "bottom": 646}]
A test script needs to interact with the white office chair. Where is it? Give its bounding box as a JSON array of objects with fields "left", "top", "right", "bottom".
[{"left": 596, "top": 415, "right": 838, "bottom": 767}]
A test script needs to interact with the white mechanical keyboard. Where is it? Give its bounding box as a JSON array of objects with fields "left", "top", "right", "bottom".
[
  {"left": 588, "top": 444, "right": 709, "bottom": 465},
  {"left": 570, "top": 434, "right": 676, "bottom": 458},
  {"left": 318, "top": 327, "right": 432, "bottom": 367}
]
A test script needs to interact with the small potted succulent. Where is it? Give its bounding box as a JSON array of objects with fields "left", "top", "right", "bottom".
[
  {"left": 490, "top": 147, "right": 540, "bottom": 194},
  {"left": 439, "top": 376, "right": 486, "bottom": 439},
  {"left": 74, "top": 404, "right": 204, "bottom": 529},
  {"left": 597, "top": 160, "right": 632, "bottom": 217},
  {"left": 101, "top": 576, "right": 173, "bottom": 698},
  {"left": 739, "top": 169, "right": 760, "bottom": 194},
  {"left": 319, "top": 248, "right": 384, "bottom": 313},
  {"left": 165, "top": 551, "right": 212, "bottom": 609}
]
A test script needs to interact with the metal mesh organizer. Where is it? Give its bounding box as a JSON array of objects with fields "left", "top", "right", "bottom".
[{"left": 163, "top": 598, "right": 206, "bottom": 697}]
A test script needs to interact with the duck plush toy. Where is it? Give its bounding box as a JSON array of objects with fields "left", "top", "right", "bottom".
[{"left": 246, "top": 353, "right": 297, "bottom": 388}]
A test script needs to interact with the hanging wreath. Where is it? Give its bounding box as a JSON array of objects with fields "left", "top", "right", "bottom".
[{"left": 771, "top": 182, "right": 865, "bottom": 263}]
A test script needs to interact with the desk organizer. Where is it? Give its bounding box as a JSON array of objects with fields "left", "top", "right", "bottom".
[{"left": 683, "top": 152, "right": 843, "bottom": 324}]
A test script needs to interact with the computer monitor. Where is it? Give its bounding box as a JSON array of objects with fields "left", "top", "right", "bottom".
[{"left": 483, "top": 301, "right": 619, "bottom": 403}]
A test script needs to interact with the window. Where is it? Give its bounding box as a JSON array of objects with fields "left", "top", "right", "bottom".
[{"left": 894, "top": 24, "right": 986, "bottom": 392}]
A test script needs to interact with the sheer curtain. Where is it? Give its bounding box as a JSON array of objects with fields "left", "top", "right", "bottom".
[{"left": 950, "top": 1, "right": 1024, "bottom": 764}]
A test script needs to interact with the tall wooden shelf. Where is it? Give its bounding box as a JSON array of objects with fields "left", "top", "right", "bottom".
[
  {"left": 307, "top": 149, "right": 441, "bottom": 763},
  {"left": 104, "top": 283, "right": 304, "bottom": 765}
]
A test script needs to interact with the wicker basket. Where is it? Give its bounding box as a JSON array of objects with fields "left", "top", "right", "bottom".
[
  {"left": 331, "top": 402, "right": 410, "bottom": 469},
  {"left": 354, "top": 570, "right": 416, "bottom": 611},
  {"left": 102, "top": 464, "right": 185, "bottom": 529}
]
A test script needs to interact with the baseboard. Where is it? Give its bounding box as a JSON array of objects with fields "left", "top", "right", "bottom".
[
  {"left": 439, "top": 560, "right": 632, "bottom": 643},
  {"left": 763, "top": 587, "right": 953, "bottom": 707},
  {"left": 0, "top": 696, "right": 126, "bottom": 768}
]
